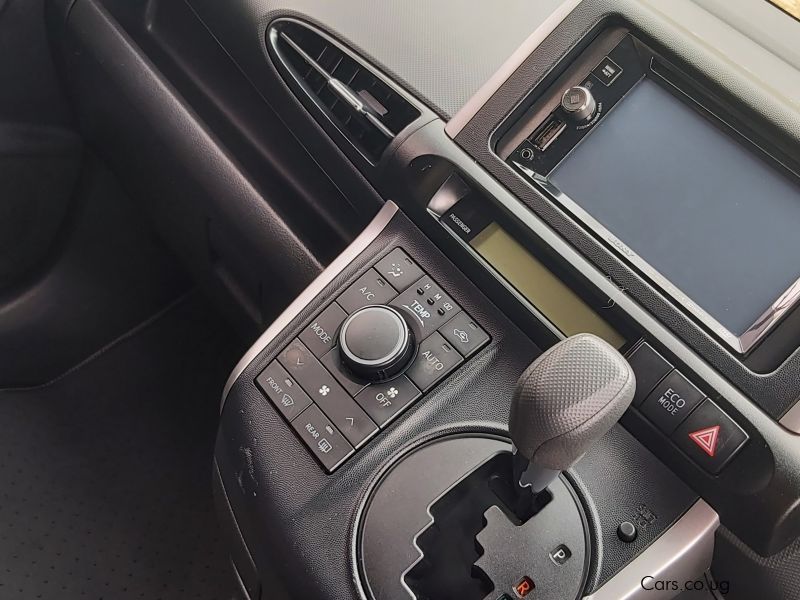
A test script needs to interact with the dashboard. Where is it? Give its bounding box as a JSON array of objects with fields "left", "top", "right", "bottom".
[{"left": 49, "top": 0, "right": 800, "bottom": 599}]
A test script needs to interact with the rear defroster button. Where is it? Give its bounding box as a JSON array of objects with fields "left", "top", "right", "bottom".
[{"left": 290, "top": 404, "right": 353, "bottom": 472}]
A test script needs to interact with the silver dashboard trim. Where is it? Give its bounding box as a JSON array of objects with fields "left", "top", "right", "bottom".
[
  {"left": 444, "top": 0, "right": 583, "bottom": 138},
  {"left": 583, "top": 499, "right": 719, "bottom": 600},
  {"left": 220, "top": 201, "right": 399, "bottom": 410},
  {"left": 780, "top": 400, "right": 800, "bottom": 434}
]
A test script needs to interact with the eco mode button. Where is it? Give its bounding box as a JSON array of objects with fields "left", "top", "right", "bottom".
[{"left": 641, "top": 370, "right": 705, "bottom": 434}]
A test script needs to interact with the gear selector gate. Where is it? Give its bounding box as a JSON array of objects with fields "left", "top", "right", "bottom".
[{"left": 359, "top": 334, "right": 636, "bottom": 600}]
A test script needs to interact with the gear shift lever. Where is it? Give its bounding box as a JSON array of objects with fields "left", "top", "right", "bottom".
[{"left": 509, "top": 333, "right": 636, "bottom": 494}]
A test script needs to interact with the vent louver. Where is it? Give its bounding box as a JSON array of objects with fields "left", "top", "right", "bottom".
[{"left": 269, "top": 20, "right": 421, "bottom": 163}]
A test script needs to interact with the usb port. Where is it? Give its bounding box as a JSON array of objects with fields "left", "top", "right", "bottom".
[{"left": 531, "top": 117, "right": 567, "bottom": 152}]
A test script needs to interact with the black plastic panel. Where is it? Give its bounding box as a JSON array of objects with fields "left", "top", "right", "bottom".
[{"left": 216, "top": 209, "right": 696, "bottom": 600}]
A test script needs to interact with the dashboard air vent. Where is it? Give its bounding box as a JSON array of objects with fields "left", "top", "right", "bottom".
[{"left": 269, "top": 20, "right": 421, "bottom": 163}]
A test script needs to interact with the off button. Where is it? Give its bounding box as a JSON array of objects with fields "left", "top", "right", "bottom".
[{"left": 641, "top": 370, "right": 705, "bottom": 434}]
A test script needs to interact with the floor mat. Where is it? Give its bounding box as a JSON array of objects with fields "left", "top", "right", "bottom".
[{"left": 0, "top": 293, "right": 242, "bottom": 599}]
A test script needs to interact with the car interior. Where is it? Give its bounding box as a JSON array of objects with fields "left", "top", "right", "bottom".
[{"left": 3, "top": 0, "right": 800, "bottom": 599}]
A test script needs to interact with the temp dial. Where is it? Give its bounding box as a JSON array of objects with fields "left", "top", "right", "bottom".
[
  {"left": 339, "top": 305, "right": 415, "bottom": 382},
  {"left": 561, "top": 85, "right": 597, "bottom": 122}
]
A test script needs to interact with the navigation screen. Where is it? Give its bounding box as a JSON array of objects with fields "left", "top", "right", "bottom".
[{"left": 550, "top": 78, "right": 800, "bottom": 338}]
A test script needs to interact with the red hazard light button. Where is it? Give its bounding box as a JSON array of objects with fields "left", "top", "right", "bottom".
[
  {"left": 688, "top": 425, "right": 720, "bottom": 457},
  {"left": 671, "top": 400, "right": 748, "bottom": 474}
]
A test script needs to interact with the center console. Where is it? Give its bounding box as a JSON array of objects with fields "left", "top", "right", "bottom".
[
  {"left": 216, "top": 203, "right": 709, "bottom": 600},
  {"left": 211, "top": 1, "right": 800, "bottom": 599}
]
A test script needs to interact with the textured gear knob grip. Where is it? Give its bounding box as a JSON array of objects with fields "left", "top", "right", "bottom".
[{"left": 510, "top": 334, "right": 636, "bottom": 472}]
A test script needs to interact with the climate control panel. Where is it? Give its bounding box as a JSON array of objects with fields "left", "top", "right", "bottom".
[{"left": 254, "top": 247, "right": 490, "bottom": 472}]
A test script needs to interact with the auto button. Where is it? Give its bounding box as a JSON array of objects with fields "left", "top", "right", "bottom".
[{"left": 406, "top": 331, "right": 463, "bottom": 391}]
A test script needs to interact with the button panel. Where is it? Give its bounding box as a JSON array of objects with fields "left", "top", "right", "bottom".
[
  {"left": 278, "top": 339, "right": 377, "bottom": 448},
  {"left": 254, "top": 247, "right": 490, "bottom": 472},
  {"left": 631, "top": 340, "right": 748, "bottom": 473}
]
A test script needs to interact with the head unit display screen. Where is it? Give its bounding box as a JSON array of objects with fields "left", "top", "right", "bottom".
[{"left": 549, "top": 78, "right": 800, "bottom": 351}]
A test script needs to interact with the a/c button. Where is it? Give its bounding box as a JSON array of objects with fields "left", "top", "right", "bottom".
[{"left": 641, "top": 370, "right": 705, "bottom": 434}]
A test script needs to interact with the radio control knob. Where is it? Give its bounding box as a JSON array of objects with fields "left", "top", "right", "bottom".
[
  {"left": 339, "top": 305, "right": 415, "bottom": 382},
  {"left": 561, "top": 86, "right": 597, "bottom": 122}
]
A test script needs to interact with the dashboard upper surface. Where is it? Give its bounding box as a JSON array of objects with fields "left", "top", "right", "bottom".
[{"left": 185, "top": 0, "right": 570, "bottom": 118}]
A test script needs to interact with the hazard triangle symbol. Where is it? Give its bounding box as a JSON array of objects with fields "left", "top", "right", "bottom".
[{"left": 688, "top": 425, "right": 720, "bottom": 457}]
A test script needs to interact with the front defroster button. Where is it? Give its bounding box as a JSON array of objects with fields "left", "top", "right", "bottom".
[
  {"left": 255, "top": 361, "right": 312, "bottom": 421},
  {"left": 641, "top": 370, "right": 704, "bottom": 434}
]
